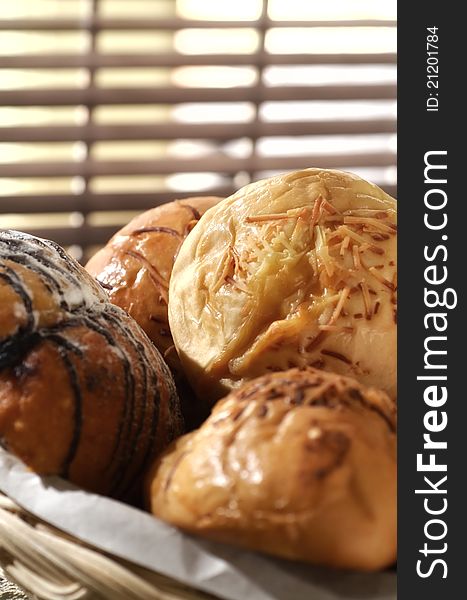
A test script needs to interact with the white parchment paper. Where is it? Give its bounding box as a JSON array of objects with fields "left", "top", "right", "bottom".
[{"left": 0, "top": 449, "right": 396, "bottom": 600}]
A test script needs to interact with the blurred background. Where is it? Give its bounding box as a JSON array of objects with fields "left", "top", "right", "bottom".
[{"left": 0, "top": 0, "right": 396, "bottom": 262}]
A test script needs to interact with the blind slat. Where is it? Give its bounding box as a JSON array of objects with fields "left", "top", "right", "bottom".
[
  {"left": 0, "top": 188, "right": 237, "bottom": 214},
  {"left": 7, "top": 225, "right": 123, "bottom": 247},
  {"left": 0, "top": 119, "right": 396, "bottom": 142},
  {"left": 0, "top": 52, "right": 397, "bottom": 69},
  {"left": 0, "top": 19, "right": 397, "bottom": 31},
  {"left": 0, "top": 152, "right": 396, "bottom": 178},
  {"left": 0, "top": 183, "right": 397, "bottom": 216},
  {"left": 0, "top": 84, "right": 396, "bottom": 106}
]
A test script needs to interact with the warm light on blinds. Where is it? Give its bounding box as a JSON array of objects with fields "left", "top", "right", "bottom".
[{"left": 0, "top": 0, "right": 397, "bottom": 261}]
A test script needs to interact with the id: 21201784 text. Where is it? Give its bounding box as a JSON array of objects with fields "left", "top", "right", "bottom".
[{"left": 426, "top": 26, "right": 439, "bottom": 112}]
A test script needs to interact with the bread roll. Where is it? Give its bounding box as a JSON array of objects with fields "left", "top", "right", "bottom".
[
  {"left": 169, "top": 169, "right": 397, "bottom": 405},
  {"left": 86, "top": 197, "right": 221, "bottom": 372},
  {"left": 86, "top": 197, "right": 221, "bottom": 426},
  {"left": 147, "top": 368, "right": 397, "bottom": 571},
  {"left": 0, "top": 230, "right": 183, "bottom": 499}
]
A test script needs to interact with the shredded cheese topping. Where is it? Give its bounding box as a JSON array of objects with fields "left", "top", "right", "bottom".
[{"left": 198, "top": 186, "right": 397, "bottom": 377}]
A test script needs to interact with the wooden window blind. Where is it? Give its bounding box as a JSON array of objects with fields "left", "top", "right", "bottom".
[{"left": 0, "top": 0, "right": 396, "bottom": 261}]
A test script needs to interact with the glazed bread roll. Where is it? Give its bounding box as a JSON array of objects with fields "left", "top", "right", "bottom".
[
  {"left": 0, "top": 230, "right": 183, "bottom": 499},
  {"left": 147, "top": 368, "right": 397, "bottom": 571},
  {"left": 86, "top": 197, "right": 221, "bottom": 427},
  {"left": 86, "top": 197, "right": 221, "bottom": 374},
  {"left": 169, "top": 169, "right": 397, "bottom": 405}
]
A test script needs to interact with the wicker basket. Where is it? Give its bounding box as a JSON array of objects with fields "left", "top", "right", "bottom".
[{"left": 0, "top": 493, "right": 217, "bottom": 600}]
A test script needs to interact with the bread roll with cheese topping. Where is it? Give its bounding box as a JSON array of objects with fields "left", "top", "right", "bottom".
[
  {"left": 169, "top": 169, "right": 397, "bottom": 405},
  {"left": 147, "top": 368, "right": 397, "bottom": 571}
]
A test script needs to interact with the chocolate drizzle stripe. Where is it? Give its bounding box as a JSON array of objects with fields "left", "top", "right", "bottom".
[
  {"left": 45, "top": 334, "right": 84, "bottom": 357},
  {"left": 99, "top": 311, "right": 141, "bottom": 494},
  {"left": 115, "top": 337, "right": 150, "bottom": 497},
  {"left": 0, "top": 266, "right": 34, "bottom": 331},
  {"left": 0, "top": 267, "right": 37, "bottom": 370},
  {"left": 0, "top": 235, "right": 75, "bottom": 279},
  {"left": 120, "top": 370, "right": 162, "bottom": 497},
  {"left": 182, "top": 203, "right": 201, "bottom": 221},
  {"left": 131, "top": 226, "right": 182, "bottom": 238},
  {"left": 0, "top": 331, "right": 41, "bottom": 372},
  {"left": 120, "top": 342, "right": 181, "bottom": 497},
  {"left": 1, "top": 237, "right": 88, "bottom": 310},
  {"left": 48, "top": 343, "right": 83, "bottom": 477},
  {"left": 79, "top": 314, "right": 134, "bottom": 486},
  {"left": 6, "top": 254, "right": 67, "bottom": 309},
  {"left": 105, "top": 312, "right": 174, "bottom": 497}
]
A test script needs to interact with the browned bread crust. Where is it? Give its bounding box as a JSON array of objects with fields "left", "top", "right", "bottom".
[
  {"left": 86, "top": 197, "right": 221, "bottom": 374},
  {"left": 86, "top": 197, "right": 221, "bottom": 427},
  {"left": 0, "top": 230, "right": 182, "bottom": 499},
  {"left": 147, "top": 367, "right": 396, "bottom": 571}
]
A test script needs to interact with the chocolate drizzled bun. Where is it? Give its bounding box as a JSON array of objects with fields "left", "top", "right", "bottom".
[
  {"left": 0, "top": 230, "right": 183, "bottom": 499},
  {"left": 147, "top": 367, "right": 396, "bottom": 571}
]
